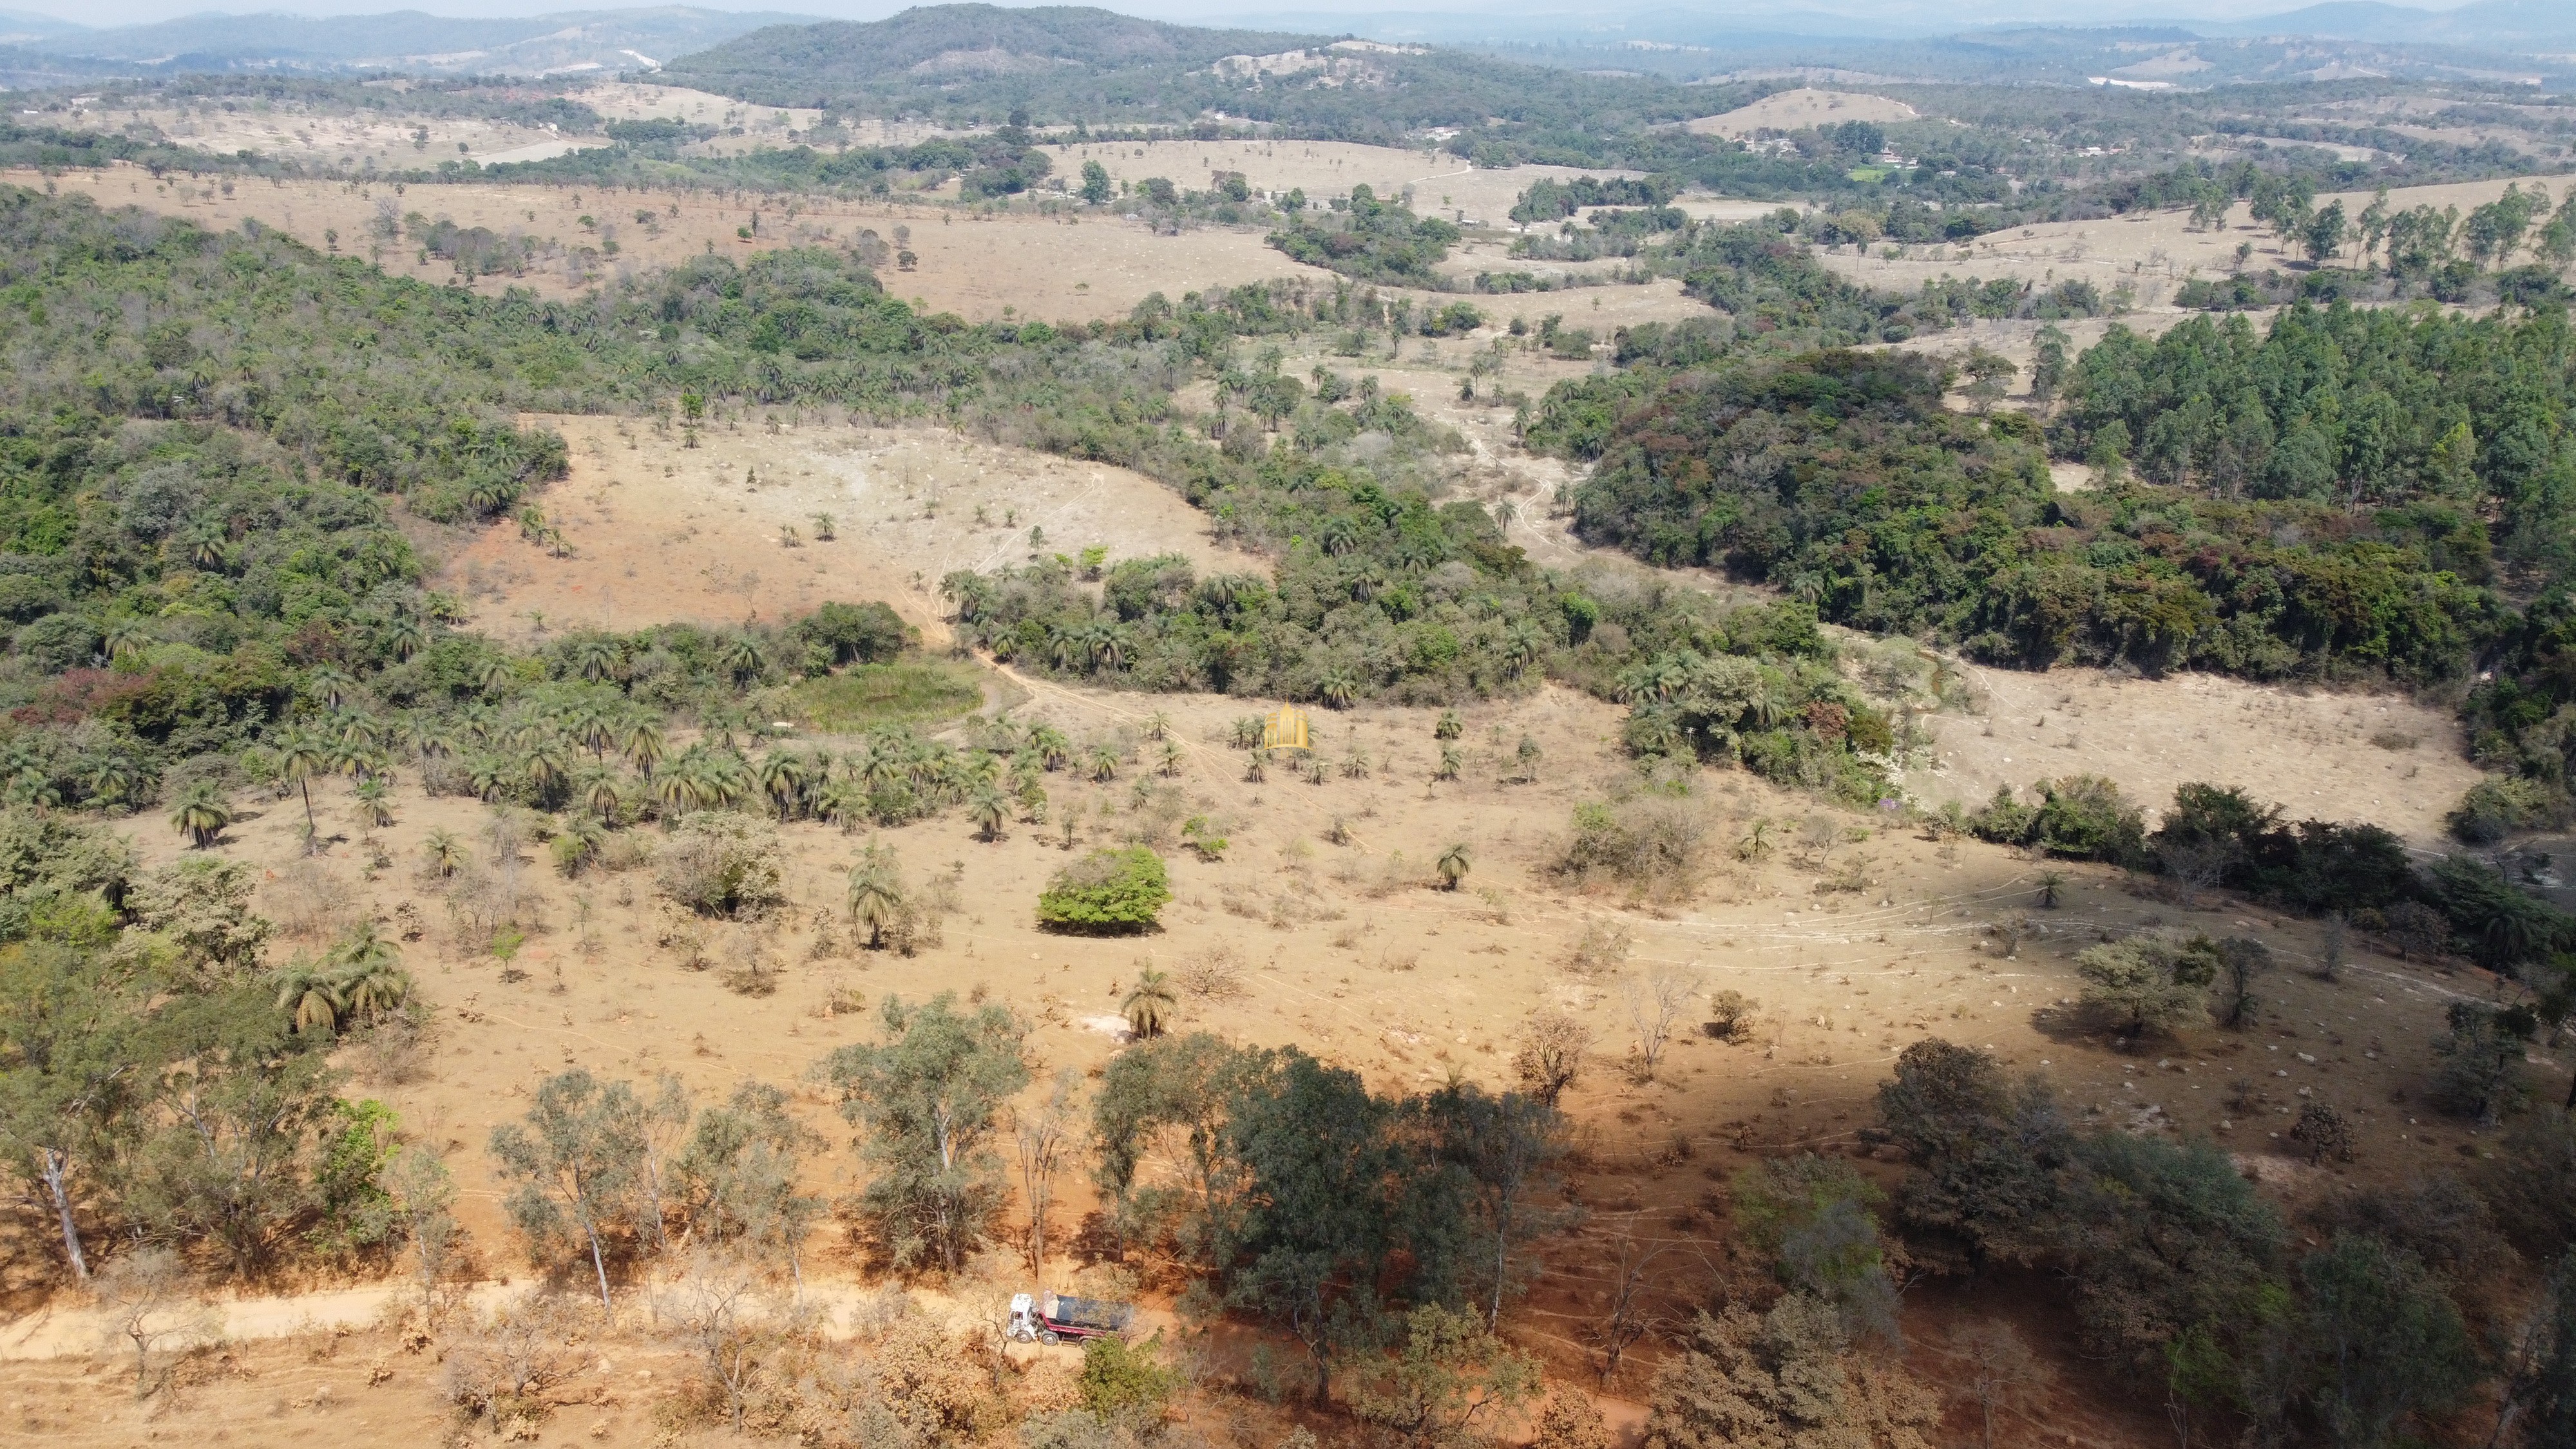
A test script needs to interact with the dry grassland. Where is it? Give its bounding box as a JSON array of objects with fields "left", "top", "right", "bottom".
[
  {"left": 440, "top": 413, "right": 1269, "bottom": 647},
  {"left": 2, "top": 164, "right": 1337, "bottom": 318},
  {"left": 1686, "top": 86, "right": 1923, "bottom": 137}
]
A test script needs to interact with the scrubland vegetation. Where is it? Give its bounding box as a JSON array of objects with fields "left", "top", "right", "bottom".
[{"left": 4, "top": 8, "right": 2576, "bottom": 1446}]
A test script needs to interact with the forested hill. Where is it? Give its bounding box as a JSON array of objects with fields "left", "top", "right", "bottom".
[
  {"left": 658, "top": 3, "right": 1713, "bottom": 141},
  {"left": 660, "top": 4, "right": 1321, "bottom": 110}
]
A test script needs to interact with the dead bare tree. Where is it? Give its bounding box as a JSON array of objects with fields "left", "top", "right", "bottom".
[
  {"left": 1015, "top": 1069, "right": 1077, "bottom": 1276},
  {"left": 93, "top": 1248, "right": 211, "bottom": 1398},
  {"left": 1624, "top": 969, "right": 1693, "bottom": 1081},
  {"left": 1588, "top": 1227, "right": 1675, "bottom": 1388},
  {"left": 654, "top": 1251, "right": 802, "bottom": 1434},
  {"left": 1955, "top": 1320, "right": 2043, "bottom": 1449},
  {"left": 1512, "top": 1007, "right": 1594, "bottom": 1106}
]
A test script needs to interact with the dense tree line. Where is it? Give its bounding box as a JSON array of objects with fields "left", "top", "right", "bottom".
[
  {"left": 1873, "top": 1037, "right": 2576, "bottom": 1449},
  {"left": 1541, "top": 330, "right": 2546, "bottom": 688}
]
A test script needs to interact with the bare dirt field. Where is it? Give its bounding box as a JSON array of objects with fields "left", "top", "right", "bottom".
[
  {"left": 1686, "top": 86, "right": 1923, "bottom": 137},
  {"left": 437, "top": 415, "right": 1268, "bottom": 648},
  {"left": 1908, "top": 660, "right": 2486, "bottom": 845},
  {"left": 1055, "top": 137, "right": 1637, "bottom": 226}
]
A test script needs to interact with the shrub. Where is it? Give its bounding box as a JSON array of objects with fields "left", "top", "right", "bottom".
[
  {"left": 2060, "top": 1132, "right": 2287, "bottom": 1371},
  {"left": 2432, "top": 1000, "right": 2537, "bottom": 1126},
  {"left": 2448, "top": 775, "right": 2568, "bottom": 844},
  {"left": 1077, "top": 1333, "right": 1179, "bottom": 1418},
  {"left": 1547, "top": 795, "right": 1713, "bottom": 902},
  {"left": 654, "top": 811, "right": 785, "bottom": 918},
  {"left": 1875, "top": 1040, "right": 2072, "bottom": 1268},
  {"left": 1641, "top": 1295, "right": 1939, "bottom": 1449},
  {"left": 1037, "top": 848, "right": 1170, "bottom": 933},
  {"left": 2074, "top": 934, "right": 2218, "bottom": 1040}
]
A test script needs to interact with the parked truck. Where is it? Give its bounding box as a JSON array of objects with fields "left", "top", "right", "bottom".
[{"left": 1007, "top": 1291, "right": 1133, "bottom": 1345}]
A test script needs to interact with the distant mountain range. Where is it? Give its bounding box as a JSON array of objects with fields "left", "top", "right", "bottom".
[
  {"left": 1216, "top": 0, "right": 2576, "bottom": 53},
  {"left": 0, "top": 5, "right": 807, "bottom": 81},
  {"left": 0, "top": 0, "right": 2569, "bottom": 90}
]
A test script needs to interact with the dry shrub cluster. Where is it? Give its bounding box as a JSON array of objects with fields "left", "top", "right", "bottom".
[
  {"left": 1562, "top": 920, "right": 1635, "bottom": 976},
  {"left": 438, "top": 1291, "right": 594, "bottom": 1435},
  {"left": 1548, "top": 793, "right": 1718, "bottom": 904},
  {"left": 655, "top": 810, "right": 787, "bottom": 919},
  {"left": 1174, "top": 944, "right": 1246, "bottom": 998}
]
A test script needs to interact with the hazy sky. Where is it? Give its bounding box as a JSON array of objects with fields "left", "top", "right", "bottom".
[{"left": 0, "top": 0, "right": 2483, "bottom": 35}]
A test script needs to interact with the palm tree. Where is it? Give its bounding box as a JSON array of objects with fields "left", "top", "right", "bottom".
[
  {"left": 570, "top": 637, "right": 620, "bottom": 683},
  {"left": 565, "top": 702, "right": 616, "bottom": 761},
  {"left": 622, "top": 718, "right": 668, "bottom": 776},
  {"left": 272, "top": 963, "right": 346, "bottom": 1037},
  {"left": 1436, "top": 842, "right": 1472, "bottom": 891},
  {"left": 1145, "top": 711, "right": 1171, "bottom": 741},
  {"left": 819, "top": 776, "right": 868, "bottom": 833},
  {"left": 1157, "top": 741, "right": 1185, "bottom": 777},
  {"left": 186, "top": 528, "right": 227, "bottom": 571},
  {"left": 967, "top": 784, "right": 1008, "bottom": 842},
  {"left": 402, "top": 717, "right": 453, "bottom": 760},
  {"left": 1434, "top": 745, "right": 1462, "bottom": 782},
  {"left": 846, "top": 846, "right": 904, "bottom": 950},
  {"left": 308, "top": 665, "right": 359, "bottom": 711},
  {"left": 383, "top": 616, "right": 428, "bottom": 661},
  {"left": 577, "top": 768, "right": 624, "bottom": 827},
  {"left": 1027, "top": 724, "right": 1071, "bottom": 772},
  {"left": 334, "top": 958, "right": 412, "bottom": 1026},
  {"left": 1434, "top": 709, "right": 1464, "bottom": 741},
  {"left": 474, "top": 655, "right": 515, "bottom": 696},
  {"left": 424, "top": 829, "right": 468, "bottom": 877},
  {"left": 2037, "top": 871, "right": 2066, "bottom": 909},
  {"left": 1122, "top": 970, "right": 1177, "bottom": 1039},
  {"left": 84, "top": 757, "right": 140, "bottom": 812},
  {"left": 103, "top": 618, "right": 151, "bottom": 661},
  {"left": 653, "top": 761, "right": 704, "bottom": 816},
  {"left": 275, "top": 728, "right": 330, "bottom": 836},
  {"left": 1244, "top": 748, "right": 1269, "bottom": 784},
  {"left": 1318, "top": 670, "right": 1359, "bottom": 709},
  {"left": 169, "top": 782, "right": 232, "bottom": 849},
  {"left": 1086, "top": 744, "right": 1120, "bottom": 782},
  {"left": 353, "top": 777, "right": 394, "bottom": 831},
  {"left": 723, "top": 634, "right": 768, "bottom": 683},
  {"left": 522, "top": 737, "right": 571, "bottom": 802},
  {"left": 758, "top": 752, "right": 810, "bottom": 820}
]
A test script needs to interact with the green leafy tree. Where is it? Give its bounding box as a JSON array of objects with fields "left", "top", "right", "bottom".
[
  {"left": 125, "top": 989, "right": 339, "bottom": 1280},
  {"left": 674, "top": 1079, "right": 825, "bottom": 1285},
  {"left": 0, "top": 942, "right": 137, "bottom": 1281},
  {"left": 1038, "top": 846, "right": 1170, "bottom": 933},
  {"left": 1426, "top": 1083, "right": 1574, "bottom": 1327},
  {"left": 1732, "top": 1152, "right": 1901, "bottom": 1340},
  {"left": 817, "top": 992, "right": 1028, "bottom": 1274},
  {"left": 1875, "top": 1040, "right": 2071, "bottom": 1269},
  {"left": 2075, "top": 934, "right": 2217, "bottom": 1041},
  {"left": 488, "top": 1068, "right": 645, "bottom": 1309},
  {"left": 1213, "top": 1049, "right": 1462, "bottom": 1406},
  {"left": 2296, "top": 1235, "right": 2480, "bottom": 1449},
  {"left": 1350, "top": 1302, "right": 1542, "bottom": 1444}
]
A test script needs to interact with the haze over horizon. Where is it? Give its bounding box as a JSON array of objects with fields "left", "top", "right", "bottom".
[{"left": 0, "top": 0, "right": 2506, "bottom": 41}]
